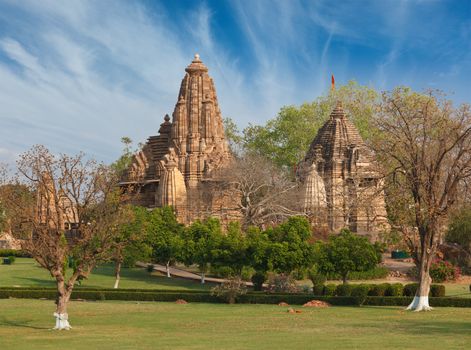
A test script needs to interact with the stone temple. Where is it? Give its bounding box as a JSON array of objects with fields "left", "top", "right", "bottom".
[
  {"left": 297, "top": 102, "right": 388, "bottom": 237},
  {"left": 121, "top": 54, "right": 236, "bottom": 223}
]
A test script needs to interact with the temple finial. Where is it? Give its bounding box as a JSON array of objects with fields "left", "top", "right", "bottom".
[{"left": 331, "top": 74, "right": 335, "bottom": 91}]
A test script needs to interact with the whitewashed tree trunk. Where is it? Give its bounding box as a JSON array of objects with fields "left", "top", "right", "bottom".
[
  {"left": 114, "top": 261, "right": 121, "bottom": 289},
  {"left": 201, "top": 271, "right": 205, "bottom": 284},
  {"left": 407, "top": 255, "right": 433, "bottom": 312},
  {"left": 166, "top": 261, "right": 171, "bottom": 278},
  {"left": 54, "top": 289, "right": 72, "bottom": 330}
]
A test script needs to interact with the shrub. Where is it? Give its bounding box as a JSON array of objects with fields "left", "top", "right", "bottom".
[
  {"left": 251, "top": 272, "right": 267, "bottom": 291},
  {"left": 292, "top": 268, "right": 307, "bottom": 280},
  {"left": 211, "top": 277, "right": 247, "bottom": 304},
  {"left": 211, "top": 266, "right": 234, "bottom": 278},
  {"left": 351, "top": 284, "right": 370, "bottom": 305},
  {"left": 241, "top": 267, "right": 255, "bottom": 281},
  {"left": 7, "top": 256, "right": 15, "bottom": 264},
  {"left": 308, "top": 267, "right": 327, "bottom": 287},
  {"left": 323, "top": 284, "right": 337, "bottom": 296},
  {"left": 402, "top": 283, "right": 446, "bottom": 297},
  {"left": 403, "top": 283, "right": 418, "bottom": 297},
  {"left": 267, "top": 273, "right": 299, "bottom": 293},
  {"left": 0, "top": 249, "right": 31, "bottom": 257},
  {"left": 146, "top": 264, "right": 154, "bottom": 273},
  {"left": 335, "top": 284, "right": 353, "bottom": 296},
  {"left": 430, "top": 284, "right": 446, "bottom": 297},
  {"left": 430, "top": 259, "right": 461, "bottom": 282},
  {"left": 312, "top": 284, "right": 324, "bottom": 296},
  {"left": 369, "top": 283, "right": 390, "bottom": 297},
  {"left": 385, "top": 283, "right": 404, "bottom": 297}
]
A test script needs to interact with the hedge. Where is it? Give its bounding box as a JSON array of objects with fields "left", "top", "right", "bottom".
[
  {"left": 0, "top": 249, "right": 31, "bottom": 257},
  {"left": 0, "top": 288, "right": 470, "bottom": 307}
]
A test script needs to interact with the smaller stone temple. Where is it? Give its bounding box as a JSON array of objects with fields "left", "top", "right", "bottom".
[
  {"left": 297, "top": 102, "right": 388, "bottom": 237},
  {"left": 122, "top": 55, "right": 238, "bottom": 223}
]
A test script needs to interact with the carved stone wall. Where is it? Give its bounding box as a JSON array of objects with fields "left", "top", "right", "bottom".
[{"left": 298, "top": 102, "right": 388, "bottom": 237}]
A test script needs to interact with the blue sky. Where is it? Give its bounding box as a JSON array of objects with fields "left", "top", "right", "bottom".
[{"left": 0, "top": 0, "right": 470, "bottom": 165}]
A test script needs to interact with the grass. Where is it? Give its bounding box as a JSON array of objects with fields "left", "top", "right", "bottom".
[
  {"left": 0, "top": 258, "right": 210, "bottom": 290},
  {"left": 0, "top": 299, "right": 471, "bottom": 350}
]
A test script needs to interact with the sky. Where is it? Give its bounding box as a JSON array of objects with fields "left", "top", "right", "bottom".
[{"left": 0, "top": 0, "right": 470, "bottom": 165}]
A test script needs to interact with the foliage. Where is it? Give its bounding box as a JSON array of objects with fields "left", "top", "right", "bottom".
[
  {"left": 7, "top": 255, "right": 16, "bottom": 264},
  {"left": 265, "top": 216, "right": 315, "bottom": 274},
  {"left": 266, "top": 273, "right": 299, "bottom": 293},
  {"left": 183, "top": 218, "right": 223, "bottom": 280},
  {"left": 243, "top": 81, "right": 379, "bottom": 169},
  {"left": 351, "top": 284, "right": 370, "bottom": 305},
  {"left": 445, "top": 207, "right": 471, "bottom": 271},
  {"left": 374, "top": 88, "right": 471, "bottom": 308},
  {"left": 251, "top": 271, "right": 267, "bottom": 291},
  {"left": 308, "top": 266, "right": 326, "bottom": 287},
  {"left": 335, "top": 284, "right": 353, "bottom": 296},
  {"left": 430, "top": 259, "right": 461, "bottom": 283},
  {"left": 316, "top": 229, "right": 380, "bottom": 284},
  {"left": 110, "top": 137, "right": 136, "bottom": 177},
  {"left": 0, "top": 249, "right": 30, "bottom": 257},
  {"left": 146, "top": 206, "right": 184, "bottom": 268},
  {"left": 211, "top": 277, "right": 247, "bottom": 304}
]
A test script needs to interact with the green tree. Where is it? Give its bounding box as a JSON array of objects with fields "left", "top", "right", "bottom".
[
  {"left": 265, "top": 216, "right": 315, "bottom": 274},
  {"left": 243, "top": 81, "right": 379, "bottom": 169},
  {"left": 112, "top": 206, "right": 152, "bottom": 288},
  {"left": 183, "top": 217, "right": 223, "bottom": 283},
  {"left": 111, "top": 137, "right": 135, "bottom": 177},
  {"left": 317, "top": 229, "right": 379, "bottom": 284},
  {"left": 445, "top": 207, "right": 471, "bottom": 272},
  {"left": 213, "top": 222, "right": 250, "bottom": 277},
  {"left": 146, "top": 206, "right": 185, "bottom": 278}
]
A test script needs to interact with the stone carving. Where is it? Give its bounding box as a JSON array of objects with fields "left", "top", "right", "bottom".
[
  {"left": 156, "top": 148, "right": 187, "bottom": 209},
  {"left": 122, "top": 55, "right": 234, "bottom": 223},
  {"left": 298, "top": 101, "right": 388, "bottom": 237}
]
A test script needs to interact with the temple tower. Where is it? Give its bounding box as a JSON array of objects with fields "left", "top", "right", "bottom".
[{"left": 298, "top": 102, "right": 388, "bottom": 237}]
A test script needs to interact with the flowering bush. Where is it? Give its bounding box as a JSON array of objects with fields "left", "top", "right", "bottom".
[
  {"left": 430, "top": 259, "right": 461, "bottom": 282},
  {"left": 211, "top": 277, "right": 247, "bottom": 304}
]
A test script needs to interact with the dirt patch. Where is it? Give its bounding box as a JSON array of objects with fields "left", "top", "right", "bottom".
[
  {"left": 303, "top": 300, "right": 330, "bottom": 308},
  {"left": 278, "top": 302, "right": 289, "bottom": 306},
  {"left": 175, "top": 299, "right": 188, "bottom": 304}
]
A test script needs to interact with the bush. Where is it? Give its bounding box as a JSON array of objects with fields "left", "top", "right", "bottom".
[
  {"left": 211, "top": 266, "right": 234, "bottom": 278},
  {"left": 324, "top": 266, "right": 389, "bottom": 281},
  {"left": 312, "top": 284, "right": 324, "bottom": 295},
  {"left": 251, "top": 272, "right": 267, "bottom": 291},
  {"left": 308, "top": 267, "right": 327, "bottom": 287},
  {"left": 292, "top": 268, "right": 307, "bottom": 280},
  {"left": 430, "top": 284, "right": 446, "bottom": 297},
  {"left": 351, "top": 284, "right": 370, "bottom": 305},
  {"left": 0, "top": 249, "right": 30, "bottom": 257},
  {"left": 335, "top": 284, "right": 353, "bottom": 296},
  {"left": 7, "top": 256, "right": 15, "bottom": 264},
  {"left": 146, "top": 264, "right": 154, "bottom": 273},
  {"left": 369, "top": 283, "right": 390, "bottom": 297},
  {"left": 385, "top": 283, "right": 404, "bottom": 297},
  {"left": 211, "top": 278, "right": 247, "bottom": 304},
  {"left": 267, "top": 273, "right": 299, "bottom": 293},
  {"left": 323, "top": 284, "right": 337, "bottom": 296},
  {"left": 402, "top": 283, "right": 446, "bottom": 297},
  {"left": 430, "top": 259, "right": 461, "bottom": 282}
]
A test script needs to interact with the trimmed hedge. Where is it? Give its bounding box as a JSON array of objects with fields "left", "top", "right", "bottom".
[
  {"left": 0, "top": 288, "right": 470, "bottom": 307},
  {"left": 0, "top": 249, "right": 31, "bottom": 257}
]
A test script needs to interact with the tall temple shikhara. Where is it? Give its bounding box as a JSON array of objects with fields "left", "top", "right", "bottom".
[
  {"left": 122, "top": 54, "right": 234, "bottom": 223},
  {"left": 297, "top": 102, "right": 388, "bottom": 237},
  {"left": 123, "top": 55, "right": 388, "bottom": 236}
]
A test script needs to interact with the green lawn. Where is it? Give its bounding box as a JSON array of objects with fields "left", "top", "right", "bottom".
[
  {"left": 0, "top": 299, "right": 470, "bottom": 350},
  {"left": 0, "top": 258, "right": 210, "bottom": 290}
]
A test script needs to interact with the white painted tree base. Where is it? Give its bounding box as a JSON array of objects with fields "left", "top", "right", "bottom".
[
  {"left": 53, "top": 313, "right": 72, "bottom": 330},
  {"left": 406, "top": 296, "right": 433, "bottom": 312},
  {"left": 114, "top": 279, "right": 120, "bottom": 289}
]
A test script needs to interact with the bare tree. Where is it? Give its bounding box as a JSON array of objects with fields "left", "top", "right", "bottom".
[
  {"left": 2, "top": 145, "right": 130, "bottom": 329},
  {"left": 374, "top": 88, "right": 471, "bottom": 311},
  {"left": 215, "top": 154, "right": 303, "bottom": 229}
]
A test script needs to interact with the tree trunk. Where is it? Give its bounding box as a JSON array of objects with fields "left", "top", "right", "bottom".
[
  {"left": 166, "top": 261, "right": 171, "bottom": 278},
  {"left": 54, "top": 282, "right": 72, "bottom": 330},
  {"left": 201, "top": 271, "right": 205, "bottom": 284},
  {"left": 342, "top": 274, "right": 348, "bottom": 285},
  {"left": 114, "top": 261, "right": 122, "bottom": 289},
  {"left": 407, "top": 248, "right": 433, "bottom": 311}
]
